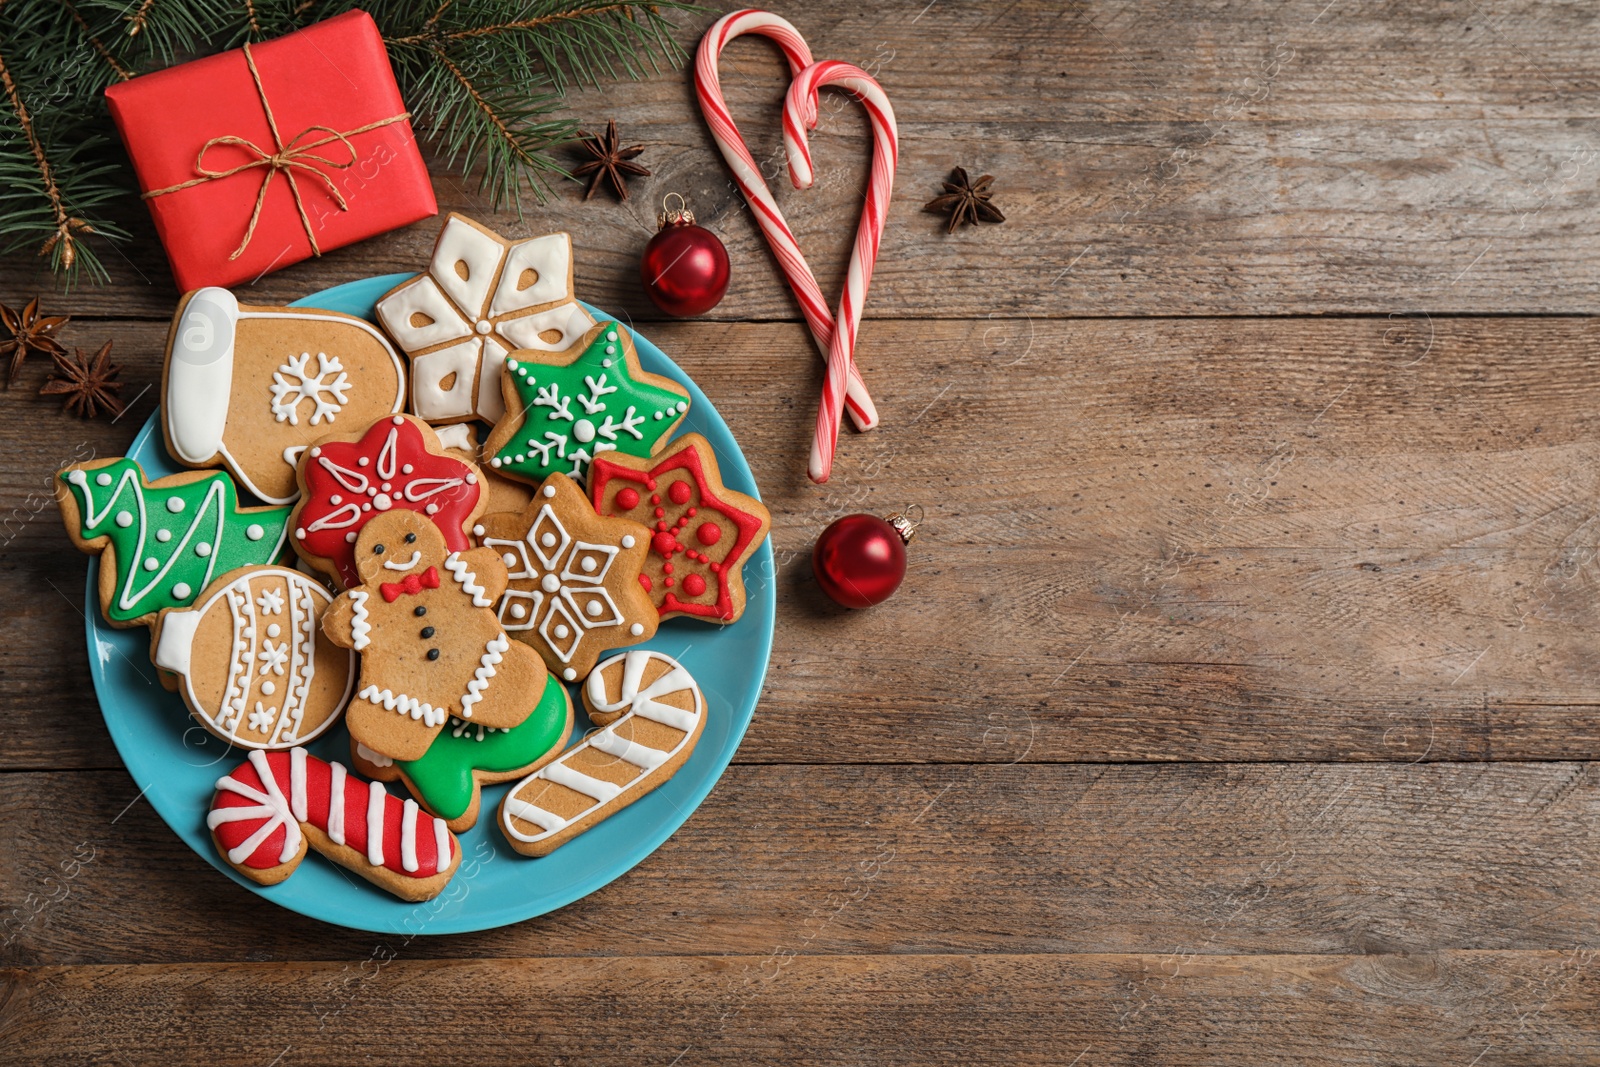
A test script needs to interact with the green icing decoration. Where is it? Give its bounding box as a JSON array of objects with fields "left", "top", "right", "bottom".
[
  {"left": 399, "top": 670, "right": 571, "bottom": 821},
  {"left": 62, "top": 458, "right": 290, "bottom": 625},
  {"left": 489, "top": 321, "right": 687, "bottom": 482}
]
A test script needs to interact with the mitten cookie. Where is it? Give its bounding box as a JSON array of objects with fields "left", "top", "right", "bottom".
[
  {"left": 152, "top": 566, "right": 354, "bottom": 748},
  {"left": 351, "top": 668, "right": 572, "bottom": 830},
  {"left": 374, "top": 214, "right": 595, "bottom": 424},
  {"left": 472, "top": 473, "right": 657, "bottom": 682},
  {"left": 57, "top": 457, "right": 291, "bottom": 629},
  {"left": 290, "top": 414, "right": 485, "bottom": 589},
  {"left": 483, "top": 320, "right": 689, "bottom": 486},
  {"left": 588, "top": 433, "right": 771, "bottom": 623},
  {"left": 208, "top": 748, "right": 459, "bottom": 901},
  {"left": 322, "top": 509, "right": 546, "bottom": 762},
  {"left": 162, "top": 287, "right": 407, "bottom": 504},
  {"left": 499, "top": 650, "right": 706, "bottom": 857}
]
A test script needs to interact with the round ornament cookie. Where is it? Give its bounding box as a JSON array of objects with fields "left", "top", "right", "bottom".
[
  {"left": 588, "top": 433, "right": 771, "bottom": 623},
  {"left": 152, "top": 566, "right": 355, "bottom": 749},
  {"left": 350, "top": 667, "right": 573, "bottom": 831},
  {"left": 483, "top": 320, "right": 690, "bottom": 486},
  {"left": 472, "top": 472, "right": 658, "bottom": 683},
  {"left": 500, "top": 649, "right": 706, "bottom": 858},
  {"left": 290, "top": 414, "right": 486, "bottom": 589},
  {"left": 374, "top": 213, "right": 596, "bottom": 424},
  {"left": 162, "top": 287, "right": 407, "bottom": 505}
]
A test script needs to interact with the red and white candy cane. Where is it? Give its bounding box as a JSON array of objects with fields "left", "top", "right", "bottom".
[
  {"left": 694, "top": 10, "right": 879, "bottom": 435},
  {"left": 782, "top": 60, "right": 898, "bottom": 483}
]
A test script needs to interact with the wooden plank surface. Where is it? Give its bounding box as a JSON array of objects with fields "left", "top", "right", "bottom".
[
  {"left": 2, "top": 0, "right": 1599, "bottom": 319},
  {"left": 5, "top": 1, "right": 1600, "bottom": 1062}
]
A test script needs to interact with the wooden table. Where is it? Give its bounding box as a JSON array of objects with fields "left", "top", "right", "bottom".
[{"left": 4, "top": 2, "right": 1599, "bottom": 1062}]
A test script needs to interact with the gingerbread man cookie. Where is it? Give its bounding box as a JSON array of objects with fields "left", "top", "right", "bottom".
[
  {"left": 472, "top": 472, "right": 658, "bottom": 682},
  {"left": 588, "top": 433, "right": 771, "bottom": 623},
  {"left": 322, "top": 509, "right": 546, "bottom": 762},
  {"left": 374, "top": 214, "right": 596, "bottom": 424},
  {"left": 290, "top": 414, "right": 485, "bottom": 589},
  {"left": 162, "top": 287, "right": 407, "bottom": 504}
]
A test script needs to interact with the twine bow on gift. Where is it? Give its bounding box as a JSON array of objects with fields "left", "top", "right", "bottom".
[{"left": 142, "top": 41, "right": 410, "bottom": 262}]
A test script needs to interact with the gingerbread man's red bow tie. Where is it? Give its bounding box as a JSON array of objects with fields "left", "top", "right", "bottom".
[{"left": 380, "top": 566, "right": 440, "bottom": 602}]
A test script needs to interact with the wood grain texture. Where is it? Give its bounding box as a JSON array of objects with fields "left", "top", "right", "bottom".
[
  {"left": 4, "top": 950, "right": 1597, "bottom": 1066},
  {"left": 4, "top": 762, "right": 1598, "bottom": 966},
  {"left": 3, "top": 1, "right": 1599, "bottom": 318},
  {"left": 7, "top": 317, "right": 1600, "bottom": 769}
]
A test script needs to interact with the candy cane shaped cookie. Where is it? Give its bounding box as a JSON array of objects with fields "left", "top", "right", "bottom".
[
  {"left": 499, "top": 650, "right": 706, "bottom": 857},
  {"left": 694, "top": 10, "right": 878, "bottom": 432},
  {"left": 208, "top": 747, "right": 460, "bottom": 901},
  {"left": 781, "top": 59, "right": 898, "bottom": 483}
]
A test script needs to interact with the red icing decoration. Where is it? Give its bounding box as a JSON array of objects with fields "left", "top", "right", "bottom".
[
  {"left": 589, "top": 442, "right": 766, "bottom": 621},
  {"left": 683, "top": 573, "right": 707, "bottom": 597},
  {"left": 294, "top": 416, "right": 480, "bottom": 587},
  {"left": 638, "top": 573, "right": 653, "bottom": 591},
  {"left": 209, "top": 750, "right": 454, "bottom": 879},
  {"left": 616, "top": 487, "right": 640, "bottom": 510},
  {"left": 696, "top": 522, "right": 721, "bottom": 546}
]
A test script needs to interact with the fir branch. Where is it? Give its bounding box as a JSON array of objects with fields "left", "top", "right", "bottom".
[
  {"left": 60, "top": 0, "right": 132, "bottom": 80},
  {"left": 0, "top": 45, "right": 91, "bottom": 275}
]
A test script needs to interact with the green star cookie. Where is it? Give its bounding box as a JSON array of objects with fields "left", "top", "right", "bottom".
[{"left": 484, "top": 321, "right": 689, "bottom": 484}]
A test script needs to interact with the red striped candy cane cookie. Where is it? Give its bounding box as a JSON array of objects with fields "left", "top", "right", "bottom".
[
  {"left": 499, "top": 650, "right": 706, "bottom": 857},
  {"left": 781, "top": 59, "right": 898, "bottom": 483},
  {"left": 207, "top": 747, "right": 460, "bottom": 901},
  {"left": 694, "top": 9, "right": 879, "bottom": 433}
]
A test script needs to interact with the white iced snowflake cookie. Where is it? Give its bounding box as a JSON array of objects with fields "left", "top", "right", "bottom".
[
  {"left": 161, "top": 287, "right": 407, "bottom": 505},
  {"left": 374, "top": 213, "right": 597, "bottom": 425}
]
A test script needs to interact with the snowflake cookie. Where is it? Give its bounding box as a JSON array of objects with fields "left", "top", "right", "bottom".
[
  {"left": 473, "top": 472, "right": 658, "bottom": 682},
  {"left": 374, "top": 214, "right": 596, "bottom": 425},
  {"left": 482, "top": 320, "right": 690, "bottom": 486},
  {"left": 162, "top": 287, "right": 407, "bottom": 505}
]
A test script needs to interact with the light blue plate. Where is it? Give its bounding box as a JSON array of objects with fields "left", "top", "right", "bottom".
[{"left": 84, "top": 275, "right": 774, "bottom": 934}]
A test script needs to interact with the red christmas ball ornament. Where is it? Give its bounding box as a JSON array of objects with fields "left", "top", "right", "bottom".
[
  {"left": 812, "top": 507, "right": 922, "bottom": 609},
  {"left": 641, "top": 194, "right": 729, "bottom": 317}
]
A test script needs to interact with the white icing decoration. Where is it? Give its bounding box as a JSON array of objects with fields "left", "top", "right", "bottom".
[
  {"left": 258, "top": 588, "right": 284, "bottom": 614},
  {"left": 621, "top": 535, "right": 634, "bottom": 549},
  {"left": 401, "top": 799, "right": 421, "bottom": 873},
  {"left": 359, "top": 684, "right": 446, "bottom": 728},
  {"left": 165, "top": 287, "right": 236, "bottom": 465},
  {"left": 168, "top": 497, "right": 185, "bottom": 513},
  {"left": 367, "top": 780, "right": 386, "bottom": 865},
  {"left": 459, "top": 632, "right": 509, "bottom": 718},
  {"left": 630, "top": 623, "right": 644, "bottom": 636},
  {"left": 348, "top": 589, "right": 371, "bottom": 651},
  {"left": 383, "top": 550, "right": 423, "bottom": 571},
  {"left": 115, "top": 511, "right": 132, "bottom": 528},
  {"left": 267, "top": 623, "right": 281, "bottom": 639},
  {"left": 290, "top": 747, "right": 309, "bottom": 822},
  {"left": 502, "top": 650, "right": 703, "bottom": 845},
  {"left": 207, "top": 749, "right": 301, "bottom": 865},
  {"left": 96, "top": 472, "right": 112, "bottom": 486},
  {"left": 433, "top": 816, "right": 451, "bottom": 874},
  {"left": 327, "top": 761, "right": 347, "bottom": 844},
  {"left": 374, "top": 218, "right": 594, "bottom": 422},
  {"left": 156, "top": 529, "right": 172, "bottom": 543},
  {"left": 195, "top": 543, "right": 212, "bottom": 557},
  {"left": 270, "top": 351, "right": 350, "bottom": 426},
  {"left": 173, "top": 582, "right": 191, "bottom": 599},
  {"left": 355, "top": 742, "right": 393, "bottom": 768},
  {"left": 483, "top": 503, "right": 630, "bottom": 662},
  {"left": 443, "top": 552, "right": 493, "bottom": 607}
]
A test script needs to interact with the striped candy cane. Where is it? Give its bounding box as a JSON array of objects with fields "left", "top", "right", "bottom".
[
  {"left": 694, "top": 10, "right": 879, "bottom": 434},
  {"left": 782, "top": 60, "right": 898, "bottom": 483}
]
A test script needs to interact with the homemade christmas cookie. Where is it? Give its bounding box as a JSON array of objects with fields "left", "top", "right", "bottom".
[
  {"left": 290, "top": 414, "right": 484, "bottom": 589},
  {"left": 472, "top": 473, "right": 657, "bottom": 682},
  {"left": 350, "top": 668, "right": 572, "bottom": 831},
  {"left": 208, "top": 748, "right": 459, "bottom": 902},
  {"left": 152, "top": 566, "right": 354, "bottom": 749},
  {"left": 483, "top": 320, "right": 690, "bottom": 485},
  {"left": 162, "top": 287, "right": 407, "bottom": 504},
  {"left": 57, "top": 457, "right": 291, "bottom": 629},
  {"left": 499, "top": 650, "right": 706, "bottom": 857},
  {"left": 321, "top": 509, "right": 546, "bottom": 762},
  {"left": 374, "top": 214, "right": 596, "bottom": 424},
  {"left": 588, "top": 433, "right": 771, "bottom": 623}
]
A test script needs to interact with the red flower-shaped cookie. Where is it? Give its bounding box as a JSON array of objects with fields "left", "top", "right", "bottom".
[
  {"left": 588, "top": 433, "right": 770, "bottom": 623},
  {"left": 292, "top": 415, "right": 485, "bottom": 588}
]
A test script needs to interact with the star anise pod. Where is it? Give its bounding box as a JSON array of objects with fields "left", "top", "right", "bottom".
[
  {"left": 924, "top": 167, "right": 1006, "bottom": 233},
  {"left": 40, "top": 341, "right": 125, "bottom": 420},
  {"left": 572, "top": 120, "right": 651, "bottom": 201},
  {"left": 1, "top": 296, "right": 70, "bottom": 387}
]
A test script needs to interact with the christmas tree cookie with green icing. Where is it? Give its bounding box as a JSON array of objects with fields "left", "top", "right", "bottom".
[
  {"left": 56, "top": 457, "right": 291, "bottom": 628},
  {"left": 483, "top": 320, "right": 689, "bottom": 486},
  {"left": 349, "top": 668, "right": 573, "bottom": 831}
]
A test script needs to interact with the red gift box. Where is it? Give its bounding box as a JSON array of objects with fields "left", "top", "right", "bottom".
[{"left": 106, "top": 10, "right": 437, "bottom": 291}]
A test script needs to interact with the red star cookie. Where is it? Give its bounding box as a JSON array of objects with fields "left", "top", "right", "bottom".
[{"left": 588, "top": 433, "right": 770, "bottom": 623}]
